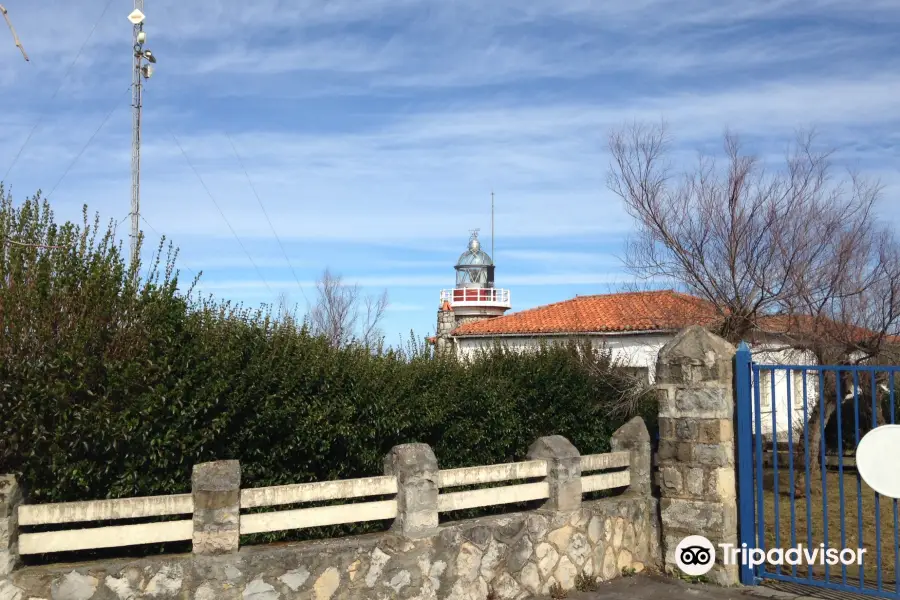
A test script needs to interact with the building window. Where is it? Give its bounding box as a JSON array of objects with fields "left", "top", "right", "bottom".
[
  {"left": 792, "top": 369, "right": 805, "bottom": 409},
  {"left": 759, "top": 370, "right": 771, "bottom": 408}
]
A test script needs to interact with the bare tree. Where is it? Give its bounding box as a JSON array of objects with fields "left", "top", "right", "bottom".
[
  {"left": 607, "top": 121, "right": 900, "bottom": 479},
  {"left": 308, "top": 268, "right": 389, "bottom": 348}
]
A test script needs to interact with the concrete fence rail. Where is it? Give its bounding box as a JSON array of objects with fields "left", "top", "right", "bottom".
[
  {"left": 18, "top": 520, "right": 194, "bottom": 555},
  {"left": 1, "top": 418, "right": 657, "bottom": 600},
  {"left": 240, "top": 475, "right": 398, "bottom": 508},
  {"left": 17, "top": 494, "right": 195, "bottom": 555},
  {"left": 436, "top": 459, "right": 547, "bottom": 488},
  {"left": 239, "top": 500, "right": 399, "bottom": 536},
  {"left": 6, "top": 447, "right": 632, "bottom": 562},
  {"left": 17, "top": 494, "right": 193, "bottom": 525}
]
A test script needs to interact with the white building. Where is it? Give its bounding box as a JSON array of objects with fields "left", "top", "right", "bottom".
[{"left": 428, "top": 232, "right": 821, "bottom": 439}]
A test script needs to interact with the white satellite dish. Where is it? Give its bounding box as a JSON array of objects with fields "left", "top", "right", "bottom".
[
  {"left": 127, "top": 9, "right": 145, "bottom": 25},
  {"left": 857, "top": 425, "right": 900, "bottom": 499}
]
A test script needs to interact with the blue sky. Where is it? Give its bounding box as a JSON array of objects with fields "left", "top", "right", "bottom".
[{"left": 1, "top": 0, "right": 899, "bottom": 344}]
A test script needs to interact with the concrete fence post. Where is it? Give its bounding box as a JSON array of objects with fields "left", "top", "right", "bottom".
[
  {"left": 655, "top": 326, "right": 739, "bottom": 586},
  {"left": 0, "top": 475, "right": 22, "bottom": 577},
  {"left": 192, "top": 460, "right": 241, "bottom": 555},
  {"left": 611, "top": 416, "right": 652, "bottom": 496},
  {"left": 384, "top": 443, "right": 439, "bottom": 539},
  {"left": 527, "top": 435, "right": 581, "bottom": 513}
]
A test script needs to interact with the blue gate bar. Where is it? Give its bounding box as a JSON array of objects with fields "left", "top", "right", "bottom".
[
  {"left": 888, "top": 371, "right": 900, "bottom": 596},
  {"left": 802, "top": 370, "right": 813, "bottom": 583},
  {"left": 853, "top": 371, "right": 864, "bottom": 591},
  {"left": 762, "top": 571, "right": 898, "bottom": 599},
  {"left": 753, "top": 364, "right": 766, "bottom": 580},
  {"left": 734, "top": 343, "right": 756, "bottom": 586},
  {"left": 872, "top": 370, "right": 883, "bottom": 593},
  {"left": 745, "top": 364, "right": 900, "bottom": 372},
  {"left": 820, "top": 369, "right": 831, "bottom": 585},
  {"left": 836, "top": 373, "right": 848, "bottom": 586},
  {"left": 892, "top": 372, "right": 899, "bottom": 597},
  {"left": 771, "top": 368, "right": 781, "bottom": 575},
  {"left": 740, "top": 361, "right": 900, "bottom": 598},
  {"left": 786, "top": 370, "right": 797, "bottom": 579}
]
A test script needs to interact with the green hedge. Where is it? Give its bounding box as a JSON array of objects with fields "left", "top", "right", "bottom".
[{"left": 0, "top": 191, "right": 655, "bottom": 508}]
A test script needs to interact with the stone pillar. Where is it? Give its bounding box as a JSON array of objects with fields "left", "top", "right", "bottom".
[
  {"left": 435, "top": 302, "right": 456, "bottom": 354},
  {"left": 611, "top": 417, "right": 652, "bottom": 496},
  {"left": 0, "top": 475, "right": 22, "bottom": 577},
  {"left": 656, "top": 326, "right": 738, "bottom": 586},
  {"left": 192, "top": 460, "right": 241, "bottom": 555},
  {"left": 384, "top": 443, "right": 439, "bottom": 539},
  {"left": 527, "top": 435, "right": 581, "bottom": 513}
]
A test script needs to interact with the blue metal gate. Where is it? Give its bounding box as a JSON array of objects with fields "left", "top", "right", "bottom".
[{"left": 735, "top": 342, "right": 900, "bottom": 598}]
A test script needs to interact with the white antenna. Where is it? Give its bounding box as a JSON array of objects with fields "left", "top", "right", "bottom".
[
  {"left": 0, "top": 4, "right": 28, "bottom": 61},
  {"left": 128, "top": 3, "right": 157, "bottom": 269}
]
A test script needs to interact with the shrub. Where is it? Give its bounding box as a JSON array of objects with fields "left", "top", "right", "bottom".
[{"left": 0, "top": 190, "right": 654, "bottom": 519}]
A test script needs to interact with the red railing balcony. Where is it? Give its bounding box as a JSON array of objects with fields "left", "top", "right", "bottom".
[{"left": 440, "top": 288, "right": 511, "bottom": 308}]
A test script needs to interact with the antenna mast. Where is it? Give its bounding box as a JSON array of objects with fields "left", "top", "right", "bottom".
[
  {"left": 127, "top": 3, "right": 156, "bottom": 269},
  {"left": 130, "top": 2, "right": 144, "bottom": 269}
]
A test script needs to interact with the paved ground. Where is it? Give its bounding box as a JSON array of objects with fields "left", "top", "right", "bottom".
[{"left": 546, "top": 574, "right": 814, "bottom": 600}]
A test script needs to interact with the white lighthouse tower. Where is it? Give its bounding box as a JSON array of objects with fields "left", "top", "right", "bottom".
[{"left": 433, "top": 229, "right": 512, "bottom": 353}]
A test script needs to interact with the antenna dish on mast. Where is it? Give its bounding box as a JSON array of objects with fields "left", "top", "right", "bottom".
[{"left": 128, "top": 9, "right": 145, "bottom": 24}]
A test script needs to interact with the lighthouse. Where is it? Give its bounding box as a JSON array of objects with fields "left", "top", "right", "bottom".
[{"left": 433, "top": 229, "right": 512, "bottom": 353}]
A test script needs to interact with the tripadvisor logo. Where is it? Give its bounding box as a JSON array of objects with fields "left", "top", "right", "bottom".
[
  {"left": 675, "top": 536, "right": 716, "bottom": 576},
  {"left": 675, "top": 535, "right": 867, "bottom": 576}
]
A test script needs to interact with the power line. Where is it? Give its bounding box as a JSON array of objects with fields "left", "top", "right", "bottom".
[
  {"left": 112, "top": 213, "right": 199, "bottom": 280},
  {"left": 111, "top": 212, "right": 130, "bottom": 239},
  {"left": 2, "top": 0, "right": 117, "bottom": 183},
  {"left": 140, "top": 214, "right": 198, "bottom": 279},
  {"left": 46, "top": 85, "right": 132, "bottom": 199},
  {"left": 115, "top": 213, "right": 130, "bottom": 229},
  {"left": 3, "top": 238, "right": 65, "bottom": 249},
  {"left": 169, "top": 131, "right": 272, "bottom": 294},
  {"left": 225, "top": 132, "right": 308, "bottom": 305},
  {"left": 138, "top": 84, "right": 271, "bottom": 297}
]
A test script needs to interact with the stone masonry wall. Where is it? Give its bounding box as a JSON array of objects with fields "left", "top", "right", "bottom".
[
  {"left": 655, "top": 326, "right": 738, "bottom": 586},
  {"left": 1, "top": 476, "right": 21, "bottom": 578},
  {"left": 435, "top": 305, "right": 456, "bottom": 354},
  {"left": 4, "top": 496, "right": 658, "bottom": 600}
]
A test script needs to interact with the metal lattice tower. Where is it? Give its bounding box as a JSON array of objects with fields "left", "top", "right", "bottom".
[
  {"left": 130, "top": 1, "right": 144, "bottom": 268},
  {"left": 128, "top": 3, "right": 156, "bottom": 268}
]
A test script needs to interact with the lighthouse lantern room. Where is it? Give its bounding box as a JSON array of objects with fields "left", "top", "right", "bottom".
[
  {"left": 439, "top": 229, "right": 511, "bottom": 315},
  {"left": 432, "top": 229, "right": 511, "bottom": 352}
]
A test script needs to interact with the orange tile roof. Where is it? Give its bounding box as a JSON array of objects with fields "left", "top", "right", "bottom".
[
  {"left": 451, "top": 290, "right": 722, "bottom": 337},
  {"left": 755, "top": 314, "right": 899, "bottom": 345}
]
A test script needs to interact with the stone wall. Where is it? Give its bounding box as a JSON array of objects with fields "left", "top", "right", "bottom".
[
  {"left": 4, "top": 496, "right": 658, "bottom": 600},
  {"left": 435, "top": 303, "right": 456, "bottom": 354},
  {"left": 1, "top": 476, "right": 21, "bottom": 578},
  {"left": 2, "top": 421, "right": 662, "bottom": 600},
  {"left": 655, "top": 326, "right": 738, "bottom": 585}
]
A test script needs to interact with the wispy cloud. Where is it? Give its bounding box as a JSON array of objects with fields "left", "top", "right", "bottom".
[
  {"left": 196, "top": 272, "right": 647, "bottom": 292},
  {"left": 1, "top": 0, "right": 897, "bottom": 340}
]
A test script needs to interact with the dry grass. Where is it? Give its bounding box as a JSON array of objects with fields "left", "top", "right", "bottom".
[{"left": 757, "top": 466, "right": 899, "bottom": 590}]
